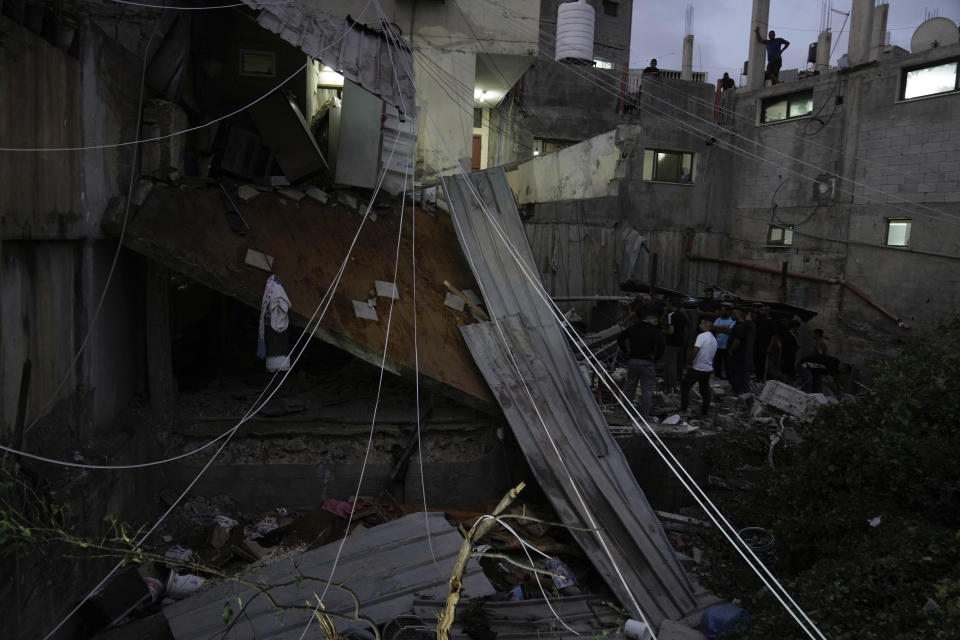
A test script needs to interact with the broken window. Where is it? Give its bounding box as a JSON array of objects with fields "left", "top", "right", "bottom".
[
  {"left": 642, "top": 149, "right": 694, "bottom": 183},
  {"left": 760, "top": 89, "right": 813, "bottom": 123},
  {"left": 901, "top": 59, "right": 959, "bottom": 100},
  {"left": 767, "top": 224, "right": 794, "bottom": 246},
  {"left": 886, "top": 219, "right": 911, "bottom": 246}
]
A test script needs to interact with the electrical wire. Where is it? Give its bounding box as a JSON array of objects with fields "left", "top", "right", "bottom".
[
  {"left": 373, "top": 9, "right": 660, "bottom": 631},
  {"left": 474, "top": 0, "right": 960, "bottom": 228},
  {"left": 39, "top": 132, "right": 404, "bottom": 640},
  {"left": 103, "top": 0, "right": 292, "bottom": 10}
]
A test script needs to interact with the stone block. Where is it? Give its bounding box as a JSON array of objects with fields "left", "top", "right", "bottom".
[
  {"left": 237, "top": 185, "right": 260, "bottom": 202},
  {"left": 306, "top": 186, "right": 329, "bottom": 203}
]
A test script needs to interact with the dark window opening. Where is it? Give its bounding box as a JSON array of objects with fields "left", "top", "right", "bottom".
[
  {"left": 473, "top": 107, "right": 483, "bottom": 129},
  {"left": 603, "top": 1, "right": 619, "bottom": 17}
]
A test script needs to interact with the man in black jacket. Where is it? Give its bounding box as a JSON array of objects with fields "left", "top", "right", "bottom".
[{"left": 618, "top": 307, "right": 665, "bottom": 421}]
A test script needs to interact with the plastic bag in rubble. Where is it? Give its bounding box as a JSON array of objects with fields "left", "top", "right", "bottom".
[{"left": 701, "top": 604, "right": 750, "bottom": 638}]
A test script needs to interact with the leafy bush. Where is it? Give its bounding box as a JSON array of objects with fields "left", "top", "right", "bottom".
[{"left": 696, "top": 316, "right": 960, "bottom": 639}]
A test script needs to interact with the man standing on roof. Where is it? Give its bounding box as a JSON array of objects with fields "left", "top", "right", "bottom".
[
  {"left": 680, "top": 316, "right": 718, "bottom": 418},
  {"left": 754, "top": 27, "right": 790, "bottom": 85},
  {"left": 642, "top": 58, "right": 661, "bottom": 78},
  {"left": 618, "top": 307, "right": 665, "bottom": 422}
]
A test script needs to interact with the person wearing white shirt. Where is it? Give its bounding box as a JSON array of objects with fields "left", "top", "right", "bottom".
[{"left": 681, "top": 317, "right": 718, "bottom": 417}]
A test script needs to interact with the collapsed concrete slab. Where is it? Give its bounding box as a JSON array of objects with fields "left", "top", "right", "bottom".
[{"left": 104, "top": 185, "right": 494, "bottom": 411}]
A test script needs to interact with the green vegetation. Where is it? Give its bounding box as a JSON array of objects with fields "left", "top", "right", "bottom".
[{"left": 697, "top": 316, "right": 960, "bottom": 639}]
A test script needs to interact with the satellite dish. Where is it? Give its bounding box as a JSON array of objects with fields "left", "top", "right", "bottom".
[{"left": 910, "top": 17, "right": 959, "bottom": 53}]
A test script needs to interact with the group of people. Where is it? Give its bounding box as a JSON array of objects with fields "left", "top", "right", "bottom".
[{"left": 616, "top": 287, "right": 849, "bottom": 421}]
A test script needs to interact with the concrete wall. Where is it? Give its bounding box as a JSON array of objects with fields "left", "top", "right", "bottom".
[
  {"left": 1, "top": 19, "right": 147, "bottom": 437},
  {"left": 720, "top": 42, "right": 960, "bottom": 363},
  {"left": 507, "top": 127, "right": 627, "bottom": 204}
]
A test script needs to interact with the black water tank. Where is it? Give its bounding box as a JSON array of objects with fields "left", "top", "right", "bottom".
[{"left": 808, "top": 42, "right": 818, "bottom": 64}]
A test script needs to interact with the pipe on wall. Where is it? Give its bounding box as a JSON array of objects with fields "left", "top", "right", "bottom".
[{"left": 686, "top": 253, "right": 908, "bottom": 327}]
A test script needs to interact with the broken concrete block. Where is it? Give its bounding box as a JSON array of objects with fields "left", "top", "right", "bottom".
[
  {"left": 337, "top": 192, "right": 359, "bottom": 210},
  {"left": 270, "top": 175, "right": 289, "bottom": 187},
  {"left": 662, "top": 414, "right": 681, "bottom": 425},
  {"left": 658, "top": 619, "right": 707, "bottom": 640},
  {"left": 757, "top": 380, "right": 817, "bottom": 419},
  {"left": 132, "top": 179, "right": 154, "bottom": 207},
  {"left": 244, "top": 249, "right": 274, "bottom": 272},
  {"left": 279, "top": 188, "right": 305, "bottom": 202},
  {"left": 374, "top": 280, "right": 399, "bottom": 300},
  {"left": 444, "top": 292, "right": 466, "bottom": 311},
  {"left": 352, "top": 299, "right": 379, "bottom": 321},
  {"left": 237, "top": 184, "right": 260, "bottom": 202},
  {"left": 306, "top": 186, "right": 329, "bottom": 204},
  {"left": 208, "top": 525, "right": 230, "bottom": 549}
]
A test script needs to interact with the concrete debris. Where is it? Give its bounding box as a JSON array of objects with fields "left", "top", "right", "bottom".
[
  {"left": 443, "top": 291, "right": 466, "bottom": 311},
  {"left": 269, "top": 175, "right": 289, "bottom": 187},
  {"left": 244, "top": 248, "right": 274, "bottom": 272},
  {"left": 461, "top": 289, "right": 482, "bottom": 306},
  {"left": 164, "top": 546, "right": 193, "bottom": 567},
  {"left": 278, "top": 188, "right": 305, "bottom": 202},
  {"left": 207, "top": 525, "right": 231, "bottom": 549},
  {"left": 374, "top": 280, "right": 399, "bottom": 300},
  {"left": 662, "top": 413, "right": 681, "bottom": 425},
  {"left": 337, "top": 191, "right": 359, "bottom": 210},
  {"left": 755, "top": 379, "right": 818, "bottom": 420},
  {"left": 305, "top": 186, "right": 329, "bottom": 203},
  {"left": 352, "top": 299, "right": 379, "bottom": 321},
  {"left": 237, "top": 184, "right": 260, "bottom": 202},
  {"left": 132, "top": 179, "right": 154, "bottom": 207}
]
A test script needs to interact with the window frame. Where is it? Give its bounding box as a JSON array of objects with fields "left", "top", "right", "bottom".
[
  {"left": 885, "top": 218, "right": 912, "bottom": 247},
  {"left": 238, "top": 49, "right": 277, "bottom": 78},
  {"left": 642, "top": 148, "right": 695, "bottom": 184},
  {"left": 899, "top": 57, "right": 960, "bottom": 101},
  {"left": 766, "top": 224, "right": 794, "bottom": 247},
  {"left": 759, "top": 89, "right": 814, "bottom": 124}
]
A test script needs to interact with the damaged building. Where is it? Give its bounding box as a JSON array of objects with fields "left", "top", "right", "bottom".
[{"left": 1, "top": 0, "right": 959, "bottom": 639}]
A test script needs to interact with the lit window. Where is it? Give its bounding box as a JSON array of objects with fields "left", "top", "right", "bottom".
[
  {"left": 642, "top": 149, "right": 694, "bottom": 183},
  {"left": 594, "top": 59, "right": 613, "bottom": 70},
  {"left": 886, "top": 219, "right": 911, "bottom": 246},
  {"left": 603, "top": 1, "right": 618, "bottom": 17},
  {"left": 767, "top": 224, "right": 794, "bottom": 246},
  {"left": 901, "top": 59, "right": 959, "bottom": 100},
  {"left": 239, "top": 50, "right": 276, "bottom": 77},
  {"left": 761, "top": 89, "right": 814, "bottom": 123}
]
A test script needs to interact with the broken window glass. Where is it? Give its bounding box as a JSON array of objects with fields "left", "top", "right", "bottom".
[
  {"left": 767, "top": 224, "right": 794, "bottom": 246},
  {"left": 902, "top": 61, "right": 959, "bottom": 100}
]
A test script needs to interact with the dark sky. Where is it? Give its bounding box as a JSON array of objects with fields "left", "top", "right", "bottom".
[{"left": 630, "top": 0, "right": 960, "bottom": 82}]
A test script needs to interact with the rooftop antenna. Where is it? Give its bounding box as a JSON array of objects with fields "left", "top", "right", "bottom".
[{"left": 684, "top": 4, "right": 694, "bottom": 37}]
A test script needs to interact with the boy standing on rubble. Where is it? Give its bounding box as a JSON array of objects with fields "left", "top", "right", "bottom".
[
  {"left": 618, "top": 307, "right": 665, "bottom": 422},
  {"left": 680, "top": 317, "right": 718, "bottom": 418}
]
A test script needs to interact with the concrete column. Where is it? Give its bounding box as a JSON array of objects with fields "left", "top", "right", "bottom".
[
  {"left": 847, "top": 0, "right": 874, "bottom": 66},
  {"left": 681, "top": 34, "right": 694, "bottom": 81},
  {"left": 869, "top": 3, "right": 890, "bottom": 61},
  {"left": 747, "top": 0, "right": 770, "bottom": 90},
  {"left": 815, "top": 30, "right": 832, "bottom": 72}
]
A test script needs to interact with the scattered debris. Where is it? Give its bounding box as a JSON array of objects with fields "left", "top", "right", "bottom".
[
  {"left": 306, "top": 186, "right": 329, "bottom": 203},
  {"left": 443, "top": 291, "right": 467, "bottom": 311},
  {"left": 352, "top": 299, "right": 380, "bottom": 321},
  {"left": 244, "top": 248, "right": 274, "bottom": 272},
  {"left": 236, "top": 184, "right": 261, "bottom": 202},
  {"left": 374, "top": 280, "right": 399, "bottom": 300},
  {"left": 279, "top": 187, "right": 305, "bottom": 202}
]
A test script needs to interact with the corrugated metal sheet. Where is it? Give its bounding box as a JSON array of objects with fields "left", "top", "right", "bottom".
[
  {"left": 441, "top": 168, "right": 699, "bottom": 628},
  {"left": 163, "top": 512, "right": 493, "bottom": 639},
  {"left": 243, "top": 1, "right": 416, "bottom": 118}
]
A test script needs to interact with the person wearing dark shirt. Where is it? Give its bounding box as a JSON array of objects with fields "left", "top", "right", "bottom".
[
  {"left": 727, "top": 307, "right": 755, "bottom": 394},
  {"left": 642, "top": 58, "right": 661, "bottom": 77},
  {"left": 617, "top": 307, "right": 665, "bottom": 420},
  {"left": 753, "top": 304, "right": 774, "bottom": 381},
  {"left": 798, "top": 354, "right": 851, "bottom": 393},
  {"left": 754, "top": 28, "right": 790, "bottom": 85},
  {"left": 721, "top": 72, "right": 735, "bottom": 90},
  {"left": 698, "top": 287, "right": 721, "bottom": 317},
  {"left": 779, "top": 319, "right": 801, "bottom": 376},
  {"left": 662, "top": 297, "right": 688, "bottom": 393}
]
